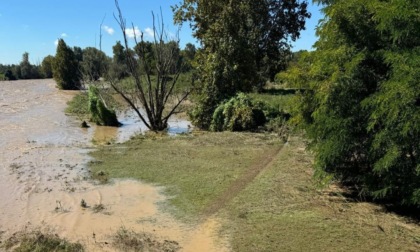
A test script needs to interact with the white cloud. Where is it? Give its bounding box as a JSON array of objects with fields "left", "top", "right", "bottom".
[
  {"left": 125, "top": 26, "right": 141, "bottom": 39},
  {"left": 54, "top": 39, "right": 59, "bottom": 46},
  {"left": 144, "top": 27, "right": 155, "bottom": 38},
  {"left": 61, "top": 33, "right": 67, "bottom": 37},
  {"left": 102, "top": 25, "right": 115, "bottom": 35}
]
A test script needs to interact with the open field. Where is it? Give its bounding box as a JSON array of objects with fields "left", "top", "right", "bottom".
[{"left": 89, "top": 131, "right": 420, "bottom": 251}]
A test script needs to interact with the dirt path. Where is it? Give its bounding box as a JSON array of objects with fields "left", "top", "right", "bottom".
[{"left": 203, "top": 145, "right": 283, "bottom": 217}]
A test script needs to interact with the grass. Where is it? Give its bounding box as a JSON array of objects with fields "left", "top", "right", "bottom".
[
  {"left": 89, "top": 132, "right": 282, "bottom": 219},
  {"left": 223, "top": 136, "right": 420, "bottom": 251},
  {"left": 65, "top": 92, "right": 89, "bottom": 117},
  {"left": 248, "top": 91, "right": 294, "bottom": 114},
  {"left": 2, "top": 230, "right": 83, "bottom": 252},
  {"left": 112, "top": 227, "right": 180, "bottom": 252},
  {"left": 88, "top": 131, "right": 420, "bottom": 251}
]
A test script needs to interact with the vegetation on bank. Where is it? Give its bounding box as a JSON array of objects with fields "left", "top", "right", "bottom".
[
  {"left": 280, "top": 0, "right": 420, "bottom": 208},
  {"left": 90, "top": 132, "right": 282, "bottom": 218},
  {"left": 88, "top": 132, "right": 420, "bottom": 251},
  {"left": 2, "top": 231, "right": 83, "bottom": 252}
]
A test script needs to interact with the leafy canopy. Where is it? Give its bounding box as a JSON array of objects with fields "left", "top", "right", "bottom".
[
  {"left": 285, "top": 0, "right": 420, "bottom": 207},
  {"left": 52, "top": 39, "right": 81, "bottom": 90},
  {"left": 173, "top": 0, "right": 310, "bottom": 129}
]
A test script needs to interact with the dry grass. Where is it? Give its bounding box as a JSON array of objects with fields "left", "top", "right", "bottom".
[
  {"left": 111, "top": 227, "right": 180, "bottom": 252},
  {"left": 2, "top": 230, "right": 83, "bottom": 252}
]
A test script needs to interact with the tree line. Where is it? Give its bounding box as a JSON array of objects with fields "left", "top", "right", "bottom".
[{"left": 0, "top": 40, "right": 196, "bottom": 84}]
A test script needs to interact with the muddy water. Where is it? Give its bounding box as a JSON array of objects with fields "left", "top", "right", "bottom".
[{"left": 0, "top": 79, "right": 229, "bottom": 251}]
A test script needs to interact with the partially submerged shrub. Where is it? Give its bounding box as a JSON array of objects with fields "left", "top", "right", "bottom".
[{"left": 88, "top": 85, "right": 120, "bottom": 126}]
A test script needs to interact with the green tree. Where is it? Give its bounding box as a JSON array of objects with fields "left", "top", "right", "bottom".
[
  {"left": 52, "top": 39, "right": 81, "bottom": 90},
  {"left": 73, "top": 46, "right": 84, "bottom": 63},
  {"left": 180, "top": 43, "right": 196, "bottom": 72},
  {"left": 19, "top": 52, "right": 32, "bottom": 79},
  {"left": 174, "top": 0, "right": 310, "bottom": 129},
  {"left": 41, "top": 55, "right": 54, "bottom": 78},
  {"left": 286, "top": 0, "right": 420, "bottom": 207},
  {"left": 81, "top": 47, "right": 109, "bottom": 81},
  {"left": 108, "top": 41, "right": 129, "bottom": 80},
  {"left": 4, "top": 69, "right": 16, "bottom": 80}
]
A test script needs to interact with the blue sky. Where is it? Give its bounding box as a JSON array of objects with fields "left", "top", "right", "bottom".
[{"left": 0, "top": 0, "right": 323, "bottom": 65}]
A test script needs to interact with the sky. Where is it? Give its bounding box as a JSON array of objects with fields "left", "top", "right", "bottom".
[{"left": 0, "top": 0, "right": 323, "bottom": 65}]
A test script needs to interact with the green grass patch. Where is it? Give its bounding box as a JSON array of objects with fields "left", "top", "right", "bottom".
[
  {"left": 118, "top": 72, "right": 193, "bottom": 96},
  {"left": 88, "top": 132, "right": 420, "bottom": 251},
  {"left": 223, "top": 136, "right": 419, "bottom": 251},
  {"left": 65, "top": 92, "right": 89, "bottom": 117},
  {"left": 248, "top": 91, "right": 294, "bottom": 114},
  {"left": 89, "top": 132, "right": 282, "bottom": 219}
]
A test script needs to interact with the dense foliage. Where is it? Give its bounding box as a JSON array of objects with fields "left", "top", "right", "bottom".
[
  {"left": 210, "top": 93, "right": 266, "bottom": 132},
  {"left": 81, "top": 47, "right": 110, "bottom": 81},
  {"left": 0, "top": 53, "right": 43, "bottom": 80},
  {"left": 283, "top": 0, "right": 420, "bottom": 207},
  {"left": 52, "top": 39, "right": 81, "bottom": 90},
  {"left": 174, "top": 0, "right": 310, "bottom": 129},
  {"left": 88, "top": 85, "right": 120, "bottom": 126},
  {"left": 41, "top": 55, "right": 54, "bottom": 78}
]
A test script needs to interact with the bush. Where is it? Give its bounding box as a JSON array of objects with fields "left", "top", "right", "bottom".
[
  {"left": 3, "top": 231, "right": 84, "bottom": 252},
  {"left": 88, "top": 86, "right": 120, "bottom": 126},
  {"left": 210, "top": 93, "right": 266, "bottom": 132},
  {"left": 4, "top": 69, "right": 16, "bottom": 80}
]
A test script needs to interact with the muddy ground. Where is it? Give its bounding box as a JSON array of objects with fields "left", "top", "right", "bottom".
[{"left": 0, "top": 79, "right": 228, "bottom": 251}]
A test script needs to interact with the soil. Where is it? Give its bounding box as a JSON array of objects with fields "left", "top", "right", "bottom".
[{"left": 0, "top": 79, "right": 227, "bottom": 252}]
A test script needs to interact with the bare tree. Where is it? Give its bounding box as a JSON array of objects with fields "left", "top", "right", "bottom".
[{"left": 109, "top": 0, "right": 191, "bottom": 131}]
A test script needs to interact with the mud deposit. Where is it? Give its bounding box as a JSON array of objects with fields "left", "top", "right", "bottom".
[{"left": 0, "top": 80, "right": 228, "bottom": 251}]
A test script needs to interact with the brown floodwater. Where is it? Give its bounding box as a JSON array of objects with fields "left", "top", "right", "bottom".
[{"left": 0, "top": 79, "right": 229, "bottom": 251}]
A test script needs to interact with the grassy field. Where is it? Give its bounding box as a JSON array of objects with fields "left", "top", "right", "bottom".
[
  {"left": 89, "top": 132, "right": 420, "bottom": 251},
  {"left": 90, "top": 132, "right": 282, "bottom": 219}
]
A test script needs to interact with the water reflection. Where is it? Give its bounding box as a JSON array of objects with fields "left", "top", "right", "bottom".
[{"left": 90, "top": 109, "right": 191, "bottom": 144}]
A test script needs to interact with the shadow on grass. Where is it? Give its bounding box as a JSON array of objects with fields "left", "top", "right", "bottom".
[{"left": 332, "top": 183, "right": 420, "bottom": 223}]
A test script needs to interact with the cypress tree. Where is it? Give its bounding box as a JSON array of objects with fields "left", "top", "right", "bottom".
[{"left": 52, "top": 39, "right": 81, "bottom": 90}]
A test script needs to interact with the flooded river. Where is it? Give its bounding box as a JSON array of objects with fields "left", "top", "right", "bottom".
[{"left": 0, "top": 79, "right": 228, "bottom": 251}]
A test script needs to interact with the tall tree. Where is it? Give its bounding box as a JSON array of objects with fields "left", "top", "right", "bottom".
[
  {"left": 81, "top": 47, "right": 109, "bottom": 81},
  {"left": 180, "top": 43, "right": 196, "bottom": 72},
  {"left": 108, "top": 41, "right": 130, "bottom": 80},
  {"left": 173, "top": 0, "right": 310, "bottom": 129},
  {"left": 19, "top": 52, "right": 32, "bottom": 79},
  {"left": 286, "top": 0, "right": 420, "bottom": 207},
  {"left": 41, "top": 55, "right": 54, "bottom": 78},
  {"left": 52, "top": 39, "right": 81, "bottom": 90}
]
